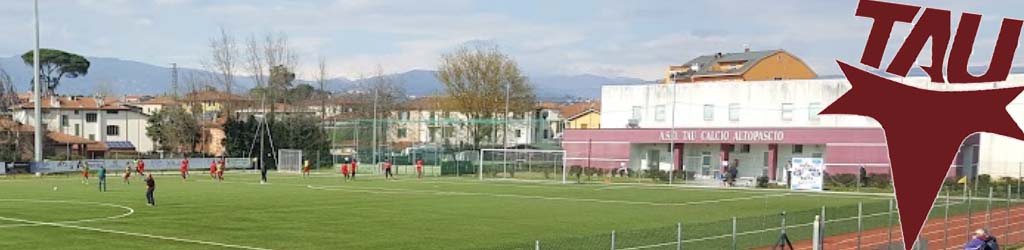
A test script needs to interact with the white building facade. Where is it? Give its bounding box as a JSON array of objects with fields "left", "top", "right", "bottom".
[
  {"left": 12, "top": 96, "right": 157, "bottom": 154},
  {"left": 564, "top": 75, "right": 1024, "bottom": 180}
]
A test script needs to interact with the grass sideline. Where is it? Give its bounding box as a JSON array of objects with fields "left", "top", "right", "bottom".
[{"left": 0, "top": 172, "right": 942, "bottom": 249}]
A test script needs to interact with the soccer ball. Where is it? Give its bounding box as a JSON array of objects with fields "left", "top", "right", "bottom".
[{"left": 52, "top": 186, "right": 58, "bottom": 191}]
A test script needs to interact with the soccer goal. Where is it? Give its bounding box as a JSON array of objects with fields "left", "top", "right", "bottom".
[
  {"left": 478, "top": 149, "right": 567, "bottom": 183},
  {"left": 277, "top": 149, "right": 303, "bottom": 173}
]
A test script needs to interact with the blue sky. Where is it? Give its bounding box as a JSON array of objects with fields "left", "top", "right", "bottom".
[{"left": 1, "top": 0, "right": 1023, "bottom": 80}]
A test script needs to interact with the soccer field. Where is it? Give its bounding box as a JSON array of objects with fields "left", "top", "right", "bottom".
[{"left": 0, "top": 172, "right": 893, "bottom": 249}]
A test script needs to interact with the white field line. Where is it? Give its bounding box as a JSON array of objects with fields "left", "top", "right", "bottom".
[
  {"left": 306, "top": 184, "right": 791, "bottom": 207},
  {"left": 0, "top": 216, "right": 273, "bottom": 250},
  {"left": 0, "top": 199, "right": 134, "bottom": 228},
  {"left": 617, "top": 201, "right": 967, "bottom": 250}
]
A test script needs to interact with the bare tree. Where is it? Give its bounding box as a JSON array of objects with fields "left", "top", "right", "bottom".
[
  {"left": 0, "top": 67, "right": 18, "bottom": 111},
  {"left": 244, "top": 34, "right": 266, "bottom": 88},
  {"left": 245, "top": 31, "right": 299, "bottom": 88},
  {"left": 95, "top": 81, "right": 117, "bottom": 98},
  {"left": 316, "top": 55, "right": 329, "bottom": 120},
  {"left": 436, "top": 43, "right": 535, "bottom": 147},
  {"left": 204, "top": 27, "right": 238, "bottom": 94}
]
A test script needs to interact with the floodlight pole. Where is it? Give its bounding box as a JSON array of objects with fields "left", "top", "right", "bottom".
[
  {"left": 503, "top": 81, "right": 510, "bottom": 176},
  {"left": 33, "top": 0, "right": 42, "bottom": 163},
  {"left": 669, "top": 82, "right": 677, "bottom": 185},
  {"left": 372, "top": 88, "right": 378, "bottom": 167}
]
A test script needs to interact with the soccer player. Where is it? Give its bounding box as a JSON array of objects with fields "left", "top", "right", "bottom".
[
  {"left": 209, "top": 160, "right": 218, "bottom": 180},
  {"left": 144, "top": 174, "right": 156, "bottom": 206},
  {"left": 383, "top": 159, "right": 393, "bottom": 180},
  {"left": 351, "top": 159, "right": 358, "bottom": 180},
  {"left": 341, "top": 162, "right": 350, "bottom": 180},
  {"left": 80, "top": 161, "right": 90, "bottom": 184},
  {"left": 217, "top": 158, "right": 225, "bottom": 181},
  {"left": 259, "top": 158, "right": 268, "bottom": 184},
  {"left": 415, "top": 158, "right": 424, "bottom": 179},
  {"left": 123, "top": 162, "right": 132, "bottom": 184},
  {"left": 98, "top": 166, "right": 107, "bottom": 192},
  {"left": 303, "top": 160, "right": 311, "bottom": 177},
  {"left": 136, "top": 159, "right": 146, "bottom": 180},
  {"left": 180, "top": 158, "right": 189, "bottom": 181}
]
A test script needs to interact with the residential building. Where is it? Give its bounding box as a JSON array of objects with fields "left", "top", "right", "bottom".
[
  {"left": 9, "top": 96, "right": 155, "bottom": 155},
  {"left": 128, "top": 96, "right": 178, "bottom": 115},
  {"left": 182, "top": 90, "right": 251, "bottom": 120},
  {"left": 382, "top": 97, "right": 565, "bottom": 151},
  {"left": 561, "top": 101, "right": 601, "bottom": 130},
  {"left": 665, "top": 49, "right": 817, "bottom": 84}
]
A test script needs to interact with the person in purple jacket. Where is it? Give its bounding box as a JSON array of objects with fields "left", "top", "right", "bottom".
[{"left": 964, "top": 229, "right": 999, "bottom": 250}]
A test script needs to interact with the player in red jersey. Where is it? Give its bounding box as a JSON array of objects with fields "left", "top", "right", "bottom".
[
  {"left": 209, "top": 160, "right": 218, "bottom": 180},
  {"left": 415, "top": 159, "right": 424, "bottom": 179},
  {"left": 180, "top": 158, "right": 189, "bottom": 181},
  {"left": 341, "top": 162, "right": 350, "bottom": 180},
  {"left": 351, "top": 159, "right": 358, "bottom": 180},
  {"left": 136, "top": 159, "right": 146, "bottom": 179},
  {"left": 383, "top": 160, "right": 393, "bottom": 180}
]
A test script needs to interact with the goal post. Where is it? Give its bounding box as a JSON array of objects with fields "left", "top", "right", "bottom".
[
  {"left": 278, "top": 149, "right": 303, "bottom": 173},
  {"left": 478, "top": 149, "right": 567, "bottom": 184}
]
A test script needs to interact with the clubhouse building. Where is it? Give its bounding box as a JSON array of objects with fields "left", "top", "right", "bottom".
[{"left": 563, "top": 50, "right": 1024, "bottom": 183}]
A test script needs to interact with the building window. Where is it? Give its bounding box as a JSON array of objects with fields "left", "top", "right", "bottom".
[
  {"left": 654, "top": 105, "right": 666, "bottom": 122},
  {"left": 60, "top": 115, "right": 68, "bottom": 127},
  {"left": 398, "top": 128, "right": 407, "bottom": 138},
  {"left": 631, "top": 106, "right": 642, "bottom": 120},
  {"left": 703, "top": 104, "right": 714, "bottom": 121},
  {"left": 74, "top": 110, "right": 79, "bottom": 115},
  {"left": 106, "top": 125, "right": 120, "bottom": 136},
  {"left": 515, "top": 129, "right": 522, "bottom": 138},
  {"left": 793, "top": 145, "right": 804, "bottom": 154},
  {"left": 74, "top": 124, "right": 80, "bottom": 136},
  {"left": 763, "top": 152, "right": 770, "bottom": 167},
  {"left": 808, "top": 102, "right": 822, "bottom": 121},
  {"left": 106, "top": 110, "right": 119, "bottom": 114},
  {"left": 812, "top": 153, "right": 823, "bottom": 158},
  {"left": 88, "top": 134, "right": 95, "bottom": 141},
  {"left": 728, "top": 103, "right": 741, "bottom": 121},
  {"left": 580, "top": 123, "right": 588, "bottom": 129},
  {"left": 739, "top": 144, "right": 751, "bottom": 153},
  {"left": 543, "top": 129, "right": 549, "bottom": 139},
  {"left": 85, "top": 113, "right": 98, "bottom": 123},
  {"left": 781, "top": 103, "right": 794, "bottom": 121}
]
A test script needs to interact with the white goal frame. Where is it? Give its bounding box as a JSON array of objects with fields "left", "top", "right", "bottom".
[
  {"left": 277, "top": 149, "right": 303, "bottom": 173},
  {"left": 478, "top": 148, "right": 568, "bottom": 184}
]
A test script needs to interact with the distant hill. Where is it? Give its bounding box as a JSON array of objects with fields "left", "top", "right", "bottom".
[{"left": 0, "top": 56, "right": 646, "bottom": 99}]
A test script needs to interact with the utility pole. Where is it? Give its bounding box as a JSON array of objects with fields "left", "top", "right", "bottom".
[
  {"left": 503, "top": 82, "right": 510, "bottom": 173},
  {"left": 171, "top": 63, "right": 179, "bottom": 99},
  {"left": 372, "top": 88, "right": 379, "bottom": 167},
  {"left": 669, "top": 83, "right": 677, "bottom": 185},
  {"left": 32, "top": 0, "right": 42, "bottom": 163}
]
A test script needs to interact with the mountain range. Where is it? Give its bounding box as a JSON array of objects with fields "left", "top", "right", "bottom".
[{"left": 0, "top": 56, "right": 649, "bottom": 100}]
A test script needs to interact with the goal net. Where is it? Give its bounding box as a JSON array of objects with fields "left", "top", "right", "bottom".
[
  {"left": 277, "top": 149, "right": 303, "bottom": 173},
  {"left": 478, "top": 149, "right": 567, "bottom": 183}
]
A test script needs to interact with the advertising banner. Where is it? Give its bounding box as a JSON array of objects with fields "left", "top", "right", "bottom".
[{"left": 790, "top": 158, "right": 825, "bottom": 191}]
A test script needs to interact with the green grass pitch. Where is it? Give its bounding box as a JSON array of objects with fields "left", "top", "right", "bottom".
[{"left": 0, "top": 171, "right": 894, "bottom": 249}]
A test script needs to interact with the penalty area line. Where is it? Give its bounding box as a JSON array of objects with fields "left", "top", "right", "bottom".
[{"left": 0, "top": 216, "right": 273, "bottom": 250}]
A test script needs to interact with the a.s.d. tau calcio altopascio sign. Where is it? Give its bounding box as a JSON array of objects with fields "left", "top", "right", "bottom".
[
  {"left": 658, "top": 130, "right": 785, "bottom": 142},
  {"left": 826, "top": 1, "right": 1024, "bottom": 249}
]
